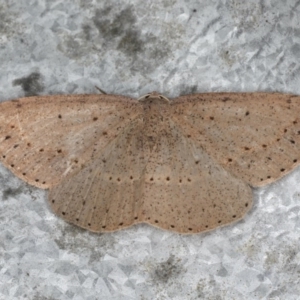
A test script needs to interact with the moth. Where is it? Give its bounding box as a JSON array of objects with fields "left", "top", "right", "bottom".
[{"left": 0, "top": 91, "right": 298, "bottom": 233}]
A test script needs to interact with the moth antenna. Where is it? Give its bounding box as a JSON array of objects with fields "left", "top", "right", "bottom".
[{"left": 95, "top": 86, "right": 107, "bottom": 94}]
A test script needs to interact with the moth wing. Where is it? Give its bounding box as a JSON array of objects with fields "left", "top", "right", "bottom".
[
  {"left": 140, "top": 118, "right": 252, "bottom": 233},
  {"left": 0, "top": 94, "right": 142, "bottom": 188},
  {"left": 170, "top": 92, "right": 300, "bottom": 186},
  {"left": 48, "top": 117, "right": 150, "bottom": 232}
]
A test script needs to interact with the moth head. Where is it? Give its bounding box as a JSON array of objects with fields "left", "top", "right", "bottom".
[{"left": 138, "top": 91, "right": 170, "bottom": 103}]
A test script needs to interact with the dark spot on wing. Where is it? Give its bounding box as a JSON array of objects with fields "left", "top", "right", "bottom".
[{"left": 222, "top": 97, "right": 230, "bottom": 102}]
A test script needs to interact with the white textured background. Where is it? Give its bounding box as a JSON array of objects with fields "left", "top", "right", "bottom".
[{"left": 1, "top": 0, "right": 300, "bottom": 299}]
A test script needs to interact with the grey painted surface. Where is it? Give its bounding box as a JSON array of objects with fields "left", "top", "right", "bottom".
[{"left": 1, "top": 0, "right": 300, "bottom": 299}]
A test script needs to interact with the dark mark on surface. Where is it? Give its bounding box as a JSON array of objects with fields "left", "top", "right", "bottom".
[
  {"left": 180, "top": 85, "right": 198, "bottom": 96},
  {"left": 56, "top": 5, "right": 178, "bottom": 71},
  {"left": 54, "top": 222, "right": 116, "bottom": 260},
  {"left": 153, "top": 255, "right": 183, "bottom": 283},
  {"left": 13, "top": 72, "right": 44, "bottom": 97},
  {"left": 82, "top": 24, "right": 92, "bottom": 40},
  {"left": 2, "top": 186, "right": 23, "bottom": 201},
  {"left": 93, "top": 6, "right": 144, "bottom": 56}
]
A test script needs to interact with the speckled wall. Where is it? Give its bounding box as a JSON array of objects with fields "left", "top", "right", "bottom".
[{"left": 1, "top": 0, "right": 300, "bottom": 299}]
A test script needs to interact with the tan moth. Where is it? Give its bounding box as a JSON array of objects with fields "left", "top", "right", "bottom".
[{"left": 0, "top": 91, "right": 298, "bottom": 233}]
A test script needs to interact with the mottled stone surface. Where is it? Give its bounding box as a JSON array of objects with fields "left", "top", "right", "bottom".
[{"left": 1, "top": 0, "right": 300, "bottom": 299}]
